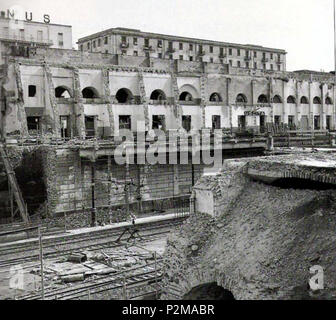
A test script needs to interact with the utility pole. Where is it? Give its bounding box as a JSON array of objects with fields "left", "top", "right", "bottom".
[
  {"left": 91, "top": 159, "right": 96, "bottom": 227},
  {"left": 38, "top": 227, "right": 45, "bottom": 300},
  {"left": 124, "top": 145, "right": 130, "bottom": 219}
]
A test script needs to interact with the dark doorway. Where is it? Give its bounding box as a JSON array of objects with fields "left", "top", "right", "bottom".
[
  {"left": 182, "top": 115, "right": 191, "bottom": 132},
  {"left": 27, "top": 116, "right": 41, "bottom": 134},
  {"left": 260, "top": 115, "right": 265, "bottom": 133},
  {"left": 326, "top": 115, "right": 331, "bottom": 130},
  {"left": 212, "top": 115, "right": 221, "bottom": 130},
  {"left": 60, "top": 116, "right": 71, "bottom": 138},
  {"left": 314, "top": 115, "right": 320, "bottom": 130},
  {"left": 238, "top": 115, "right": 246, "bottom": 131},
  {"left": 119, "top": 115, "right": 132, "bottom": 130},
  {"left": 85, "top": 116, "right": 96, "bottom": 137},
  {"left": 152, "top": 115, "right": 166, "bottom": 130}
]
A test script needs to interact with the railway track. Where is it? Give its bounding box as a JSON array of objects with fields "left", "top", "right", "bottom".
[
  {"left": 0, "top": 216, "right": 187, "bottom": 269},
  {"left": 17, "top": 260, "right": 164, "bottom": 300}
]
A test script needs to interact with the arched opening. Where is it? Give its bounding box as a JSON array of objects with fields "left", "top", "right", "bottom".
[
  {"left": 209, "top": 92, "right": 222, "bottom": 102},
  {"left": 300, "top": 96, "right": 309, "bottom": 104},
  {"left": 287, "top": 95, "right": 296, "bottom": 104},
  {"left": 257, "top": 94, "right": 268, "bottom": 103},
  {"left": 150, "top": 89, "right": 166, "bottom": 101},
  {"left": 116, "top": 88, "right": 134, "bottom": 103},
  {"left": 182, "top": 282, "right": 235, "bottom": 300},
  {"left": 82, "top": 87, "right": 99, "bottom": 99},
  {"left": 325, "top": 97, "right": 333, "bottom": 105},
  {"left": 55, "top": 86, "right": 71, "bottom": 98},
  {"left": 273, "top": 95, "right": 282, "bottom": 103},
  {"left": 179, "top": 91, "right": 193, "bottom": 101},
  {"left": 313, "top": 96, "right": 321, "bottom": 104},
  {"left": 236, "top": 93, "right": 247, "bottom": 104}
]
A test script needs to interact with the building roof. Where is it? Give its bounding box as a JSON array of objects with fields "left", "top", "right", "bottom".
[{"left": 77, "top": 27, "right": 287, "bottom": 54}]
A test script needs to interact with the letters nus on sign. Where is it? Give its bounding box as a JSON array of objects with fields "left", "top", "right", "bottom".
[{"left": 1, "top": 8, "right": 50, "bottom": 23}]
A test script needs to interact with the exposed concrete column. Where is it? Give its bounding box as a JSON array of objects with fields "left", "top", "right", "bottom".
[
  {"left": 269, "top": 78, "right": 274, "bottom": 123},
  {"left": 321, "top": 83, "right": 326, "bottom": 129},
  {"left": 13, "top": 62, "right": 28, "bottom": 137},
  {"left": 102, "top": 68, "right": 115, "bottom": 137},
  {"left": 226, "top": 77, "right": 231, "bottom": 106},
  {"left": 138, "top": 70, "right": 150, "bottom": 131},
  {"left": 43, "top": 63, "right": 61, "bottom": 137},
  {"left": 295, "top": 81, "right": 301, "bottom": 128},
  {"left": 73, "top": 68, "right": 86, "bottom": 139},
  {"left": 309, "top": 81, "right": 313, "bottom": 130},
  {"left": 282, "top": 79, "right": 288, "bottom": 124},
  {"left": 200, "top": 74, "right": 207, "bottom": 128},
  {"left": 171, "top": 72, "right": 182, "bottom": 130},
  {"left": 251, "top": 79, "right": 256, "bottom": 105}
]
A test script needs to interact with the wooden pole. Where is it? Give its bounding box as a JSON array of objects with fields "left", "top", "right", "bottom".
[{"left": 38, "top": 227, "right": 45, "bottom": 300}]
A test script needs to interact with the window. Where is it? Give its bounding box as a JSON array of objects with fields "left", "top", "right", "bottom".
[
  {"left": 229, "top": 60, "right": 232, "bottom": 66},
  {"left": 212, "top": 115, "right": 221, "bottom": 130},
  {"left": 189, "top": 56, "right": 193, "bottom": 61},
  {"left": 28, "top": 85, "right": 36, "bottom": 97},
  {"left": 270, "top": 53, "right": 273, "bottom": 60},
  {"left": 199, "top": 57, "right": 203, "bottom": 62},
  {"left": 105, "top": 50, "right": 108, "bottom": 53},
  {"left": 288, "top": 115, "right": 294, "bottom": 126},
  {"left": 210, "top": 93, "right": 222, "bottom": 102},
  {"left": 237, "top": 49, "right": 240, "bottom": 56},
  {"left": 257, "top": 94, "right": 268, "bottom": 103},
  {"left": 182, "top": 115, "right": 191, "bottom": 132},
  {"left": 313, "top": 96, "right": 321, "bottom": 104},
  {"left": 169, "top": 54, "right": 173, "bottom": 60},
  {"left": 144, "top": 38, "right": 149, "bottom": 47},
  {"left": 189, "top": 44, "right": 193, "bottom": 51},
  {"left": 199, "top": 45, "right": 203, "bottom": 51},
  {"left": 287, "top": 96, "right": 296, "bottom": 104},
  {"left": 314, "top": 115, "right": 320, "bottom": 130},
  {"left": 273, "top": 95, "right": 282, "bottom": 103},
  {"left": 37, "top": 30, "right": 43, "bottom": 41},
  {"left": 168, "top": 41, "right": 173, "bottom": 49},
  {"left": 245, "top": 62, "right": 249, "bottom": 68},
  {"left": 300, "top": 96, "right": 309, "bottom": 104},
  {"left": 152, "top": 115, "right": 166, "bottom": 130},
  {"left": 145, "top": 52, "right": 150, "bottom": 58},
  {"left": 220, "top": 47, "right": 224, "bottom": 55},
  {"left": 236, "top": 94, "right": 247, "bottom": 103},
  {"left": 254, "top": 51, "right": 257, "bottom": 58},
  {"left": 157, "top": 39, "right": 162, "bottom": 48},
  {"left": 326, "top": 115, "right": 332, "bottom": 130},
  {"left": 229, "top": 48, "right": 232, "bottom": 55},
  {"left": 210, "top": 46, "right": 213, "bottom": 53},
  {"left": 158, "top": 53, "right": 162, "bottom": 59},
  {"left": 122, "top": 50, "right": 127, "bottom": 55},
  {"left": 93, "top": 40, "right": 96, "bottom": 48},
  {"left": 179, "top": 42, "right": 183, "bottom": 50},
  {"left": 134, "top": 37, "right": 138, "bottom": 45},
  {"left": 210, "top": 57, "right": 214, "bottom": 63},
  {"left": 274, "top": 115, "right": 281, "bottom": 125},
  {"left": 263, "top": 63, "right": 266, "bottom": 69},
  {"left": 237, "top": 61, "right": 241, "bottom": 67},
  {"left": 87, "top": 42, "right": 90, "bottom": 50},
  {"left": 58, "top": 32, "right": 63, "bottom": 47},
  {"left": 326, "top": 97, "right": 333, "bottom": 105},
  {"left": 27, "top": 117, "right": 40, "bottom": 132},
  {"left": 179, "top": 55, "right": 183, "bottom": 60},
  {"left": 254, "top": 62, "right": 257, "bottom": 69},
  {"left": 104, "top": 37, "right": 108, "bottom": 44},
  {"left": 119, "top": 115, "right": 131, "bottom": 130},
  {"left": 270, "top": 64, "right": 273, "bottom": 70},
  {"left": 263, "top": 52, "right": 266, "bottom": 59},
  {"left": 121, "top": 36, "right": 127, "bottom": 43},
  {"left": 278, "top": 65, "right": 281, "bottom": 71},
  {"left": 98, "top": 39, "right": 101, "bottom": 47},
  {"left": 133, "top": 51, "right": 138, "bottom": 56}
]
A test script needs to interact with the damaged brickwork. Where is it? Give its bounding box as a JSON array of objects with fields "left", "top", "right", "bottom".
[{"left": 162, "top": 154, "right": 336, "bottom": 300}]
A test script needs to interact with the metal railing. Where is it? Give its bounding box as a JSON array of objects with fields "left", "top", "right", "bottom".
[{"left": 0, "top": 32, "right": 53, "bottom": 45}]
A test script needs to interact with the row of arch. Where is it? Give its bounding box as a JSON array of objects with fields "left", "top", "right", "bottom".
[
  {"left": 55, "top": 86, "right": 334, "bottom": 105},
  {"left": 54, "top": 85, "right": 223, "bottom": 103},
  {"left": 236, "top": 93, "right": 333, "bottom": 105}
]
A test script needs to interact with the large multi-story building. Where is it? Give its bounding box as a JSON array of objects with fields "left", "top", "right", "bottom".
[
  {"left": 0, "top": 12, "right": 72, "bottom": 64},
  {"left": 77, "top": 27, "right": 287, "bottom": 72}
]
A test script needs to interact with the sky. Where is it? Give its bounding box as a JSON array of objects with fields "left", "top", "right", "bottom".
[{"left": 2, "top": 0, "right": 336, "bottom": 72}]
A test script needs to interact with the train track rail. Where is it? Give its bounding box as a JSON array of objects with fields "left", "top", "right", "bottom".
[
  {"left": 17, "top": 260, "right": 164, "bottom": 300},
  {"left": 0, "top": 217, "right": 185, "bottom": 269}
]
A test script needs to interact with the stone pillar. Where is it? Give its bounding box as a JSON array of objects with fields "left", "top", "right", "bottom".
[
  {"left": 73, "top": 68, "right": 86, "bottom": 139},
  {"left": 251, "top": 79, "right": 256, "bottom": 105},
  {"left": 138, "top": 70, "right": 150, "bottom": 131},
  {"left": 171, "top": 72, "right": 182, "bottom": 130},
  {"left": 295, "top": 81, "right": 301, "bottom": 128},
  {"left": 102, "top": 68, "right": 115, "bottom": 137},
  {"left": 200, "top": 74, "right": 207, "bottom": 129},
  {"left": 173, "top": 164, "right": 179, "bottom": 196},
  {"left": 309, "top": 81, "right": 313, "bottom": 130},
  {"left": 282, "top": 79, "right": 288, "bottom": 124},
  {"left": 321, "top": 83, "right": 327, "bottom": 130}
]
